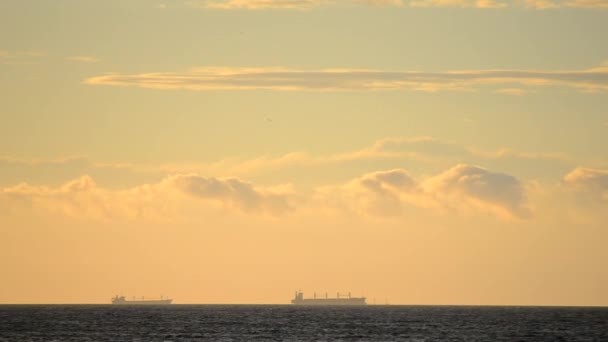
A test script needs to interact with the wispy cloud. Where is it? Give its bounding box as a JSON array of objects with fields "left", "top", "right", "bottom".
[
  {"left": 187, "top": 0, "right": 608, "bottom": 9},
  {"left": 190, "top": 0, "right": 327, "bottom": 9},
  {"left": 0, "top": 50, "right": 47, "bottom": 65},
  {"left": 66, "top": 56, "right": 100, "bottom": 63},
  {"left": 189, "top": 0, "right": 406, "bottom": 10},
  {"left": 526, "top": 0, "right": 608, "bottom": 8},
  {"left": 409, "top": 0, "right": 506, "bottom": 8},
  {"left": 0, "top": 51, "right": 46, "bottom": 59},
  {"left": 1, "top": 136, "right": 588, "bottom": 186},
  {"left": 1, "top": 51, "right": 102, "bottom": 65},
  {"left": 494, "top": 88, "right": 529, "bottom": 96},
  {"left": 84, "top": 66, "right": 608, "bottom": 93}
]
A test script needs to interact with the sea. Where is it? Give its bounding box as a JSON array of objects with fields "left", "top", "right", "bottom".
[{"left": 1, "top": 305, "right": 607, "bottom": 341}]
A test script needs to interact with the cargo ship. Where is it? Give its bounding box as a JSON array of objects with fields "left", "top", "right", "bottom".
[
  {"left": 111, "top": 295, "right": 172, "bottom": 305},
  {"left": 291, "top": 291, "right": 366, "bottom": 306}
]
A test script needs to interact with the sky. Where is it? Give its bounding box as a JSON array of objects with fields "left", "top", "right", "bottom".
[{"left": 1, "top": 0, "right": 607, "bottom": 305}]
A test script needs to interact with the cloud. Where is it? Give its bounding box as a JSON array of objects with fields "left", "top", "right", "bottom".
[
  {"left": 85, "top": 66, "right": 608, "bottom": 93},
  {"left": 558, "top": 168, "right": 608, "bottom": 223},
  {"left": 495, "top": 88, "right": 529, "bottom": 96},
  {"left": 0, "top": 155, "right": 150, "bottom": 189},
  {"left": 568, "top": 0, "right": 608, "bottom": 8},
  {"left": 0, "top": 165, "right": 531, "bottom": 221},
  {"left": 219, "top": 136, "right": 577, "bottom": 178},
  {"left": 526, "top": 0, "right": 608, "bottom": 8},
  {"left": 562, "top": 167, "right": 608, "bottom": 202},
  {"left": 1, "top": 136, "right": 584, "bottom": 188},
  {"left": 189, "top": 0, "right": 406, "bottom": 10},
  {"left": 423, "top": 164, "right": 531, "bottom": 218},
  {"left": 8, "top": 165, "right": 608, "bottom": 222},
  {"left": 523, "top": 0, "right": 559, "bottom": 8},
  {"left": 186, "top": 0, "right": 608, "bottom": 9},
  {"left": 0, "top": 51, "right": 47, "bottom": 65},
  {"left": 0, "top": 174, "right": 295, "bottom": 220},
  {"left": 0, "top": 51, "right": 46, "bottom": 59},
  {"left": 338, "top": 169, "right": 420, "bottom": 216},
  {"left": 0, "top": 176, "right": 134, "bottom": 220},
  {"left": 166, "top": 174, "right": 295, "bottom": 215},
  {"left": 322, "top": 164, "right": 531, "bottom": 219},
  {"left": 369, "top": 137, "right": 469, "bottom": 158},
  {"left": 475, "top": 0, "right": 509, "bottom": 8},
  {"left": 66, "top": 56, "right": 100, "bottom": 63},
  {"left": 192, "top": 0, "right": 327, "bottom": 9},
  {"left": 409, "top": 0, "right": 506, "bottom": 7},
  {"left": 1, "top": 51, "right": 103, "bottom": 65}
]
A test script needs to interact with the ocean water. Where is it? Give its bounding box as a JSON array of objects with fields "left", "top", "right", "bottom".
[{"left": 1, "top": 305, "right": 607, "bottom": 341}]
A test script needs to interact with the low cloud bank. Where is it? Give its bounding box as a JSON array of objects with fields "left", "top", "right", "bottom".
[
  {"left": 0, "top": 174, "right": 294, "bottom": 220},
  {"left": 4, "top": 165, "right": 607, "bottom": 222}
]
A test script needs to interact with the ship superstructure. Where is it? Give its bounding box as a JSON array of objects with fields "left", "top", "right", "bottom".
[
  {"left": 291, "top": 291, "right": 366, "bottom": 306},
  {"left": 111, "top": 295, "right": 172, "bottom": 305}
]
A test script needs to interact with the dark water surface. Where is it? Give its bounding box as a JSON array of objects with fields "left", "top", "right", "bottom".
[{"left": 1, "top": 305, "right": 607, "bottom": 341}]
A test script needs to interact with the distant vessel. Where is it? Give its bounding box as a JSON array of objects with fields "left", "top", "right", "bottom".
[
  {"left": 291, "top": 291, "right": 366, "bottom": 306},
  {"left": 111, "top": 295, "right": 172, "bottom": 305}
]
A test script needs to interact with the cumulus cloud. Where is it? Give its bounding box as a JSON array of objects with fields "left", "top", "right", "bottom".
[
  {"left": 337, "top": 169, "right": 420, "bottom": 216},
  {"left": 0, "top": 174, "right": 295, "bottom": 220},
  {"left": 324, "top": 164, "right": 531, "bottom": 219},
  {"left": 423, "top": 164, "right": 531, "bottom": 218},
  {"left": 562, "top": 167, "right": 608, "bottom": 202},
  {"left": 166, "top": 174, "right": 294, "bottom": 214},
  {"left": 11, "top": 165, "right": 608, "bottom": 222},
  {"left": 0, "top": 176, "right": 135, "bottom": 220},
  {"left": 84, "top": 66, "right": 608, "bottom": 93}
]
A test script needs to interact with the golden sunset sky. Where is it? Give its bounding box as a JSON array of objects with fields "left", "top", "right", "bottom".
[{"left": 1, "top": 0, "right": 608, "bottom": 305}]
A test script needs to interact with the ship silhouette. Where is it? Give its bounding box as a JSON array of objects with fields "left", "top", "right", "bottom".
[
  {"left": 291, "top": 291, "right": 366, "bottom": 306},
  {"left": 111, "top": 295, "right": 172, "bottom": 305}
]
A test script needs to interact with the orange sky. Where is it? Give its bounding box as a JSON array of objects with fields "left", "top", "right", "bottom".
[{"left": 1, "top": 0, "right": 608, "bottom": 305}]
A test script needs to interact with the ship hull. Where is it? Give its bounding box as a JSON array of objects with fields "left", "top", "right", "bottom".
[
  {"left": 292, "top": 298, "right": 366, "bottom": 306},
  {"left": 112, "top": 299, "right": 172, "bottom": 305}
]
